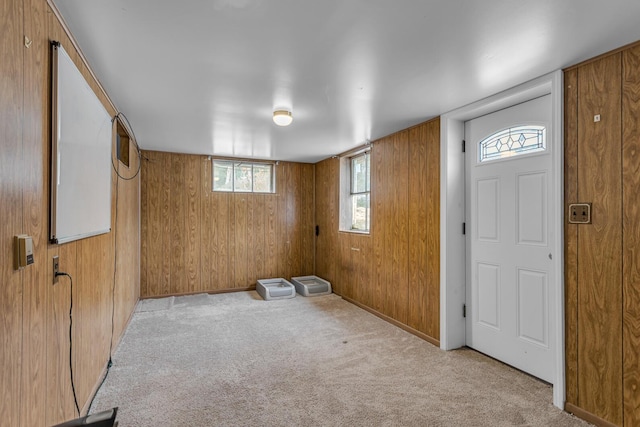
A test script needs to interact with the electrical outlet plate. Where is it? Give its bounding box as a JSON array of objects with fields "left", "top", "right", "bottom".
[
  {"left": 568, "top": 203, "right": 592, "bottom": 224},
  {"left": 53, "top": 255, "right": 59, "bottom": 284}
]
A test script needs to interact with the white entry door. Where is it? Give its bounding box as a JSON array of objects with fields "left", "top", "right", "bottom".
[{"left": 465, "top": 95, "right": 555, "bottom": 383}]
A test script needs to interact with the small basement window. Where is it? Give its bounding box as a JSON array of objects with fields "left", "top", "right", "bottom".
[
  {"left": 212, "top": 159, "right": 275, "bottom": 193},
  {"left": 339, "top": 150, "right": 370, "bottom": 233}
]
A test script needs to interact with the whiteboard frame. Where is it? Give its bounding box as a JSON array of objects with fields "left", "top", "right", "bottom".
[{"left": 50, "top": 42, "right": 112, "bottom": 244}]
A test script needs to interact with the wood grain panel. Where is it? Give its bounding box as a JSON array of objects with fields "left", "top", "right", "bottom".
[
  {"left": 21, "top": 0, "right": 48, "bottom": 424},
  {"left": 170, "top": 154, "right": 186, "bottom": 294},
  {"left": 424, "top": 119, "right": 440, "bottom": 340},
  {"left": 352, "top": 234, "right": 372, "bottom": 306},
  {"left": 185, "top": 155, "right": 201, "bottom": 293},
  {"left": 75, "top": 232, "right": 113, "bottom": 407},
  {"left": 392, "top": 131, "right": 409, "bottom": 324},
  {"left": 288, "top": 163, "right": 301, "bottom": 278},
  {"left": 564, "top": 68, "right": 580, "bottom": 406},
  {"left": 234, "top": 195, "right": 248, "bottom": 287},
  {"left": 200, "top": 157, "right": 213, "bottom": 291},
  {"left": 301, "top": 163, "right": 315, "bottom": 275},
  {"left": 577, "top": 53, "right": 623, "bottom": 425},
  {"left": 408, "top": 124, "right": 428, "bottom": 332},
  {"left": 0, "top": 0, "right": 24, "bottom": 424},
  {"left": 216, "top": 192, "right": 231, "bottom": 288},
  {"left": 140, "top": 148, "right": 149, "bottom": 297},
  {"left": 622, "top": 44, "right": 640, "bottom": 427},
  {"left": 381, "top": 136, "right": 394, "bottom": 318},
  {"left": 264, "top": 191, "right": 277, "bottom": 279},
  {"left": 253, "top": 194, "right": 266, "bottom": 283},
  {"left": 47, "top": 242, "right": 77, "bottom": 422},
  {"left": 245, "top": 194, "right": 256, "bottom": 287},
  {"left": 371, "top": 140, "right": 385, "bottom": 312}
]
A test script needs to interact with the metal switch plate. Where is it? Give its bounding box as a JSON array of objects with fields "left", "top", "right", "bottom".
[
  {"left": 53, "top": 255, "right": 60, "bottom": 284},
  {"left": 569, "top": 203, "right": 591, "bottom": 224}
]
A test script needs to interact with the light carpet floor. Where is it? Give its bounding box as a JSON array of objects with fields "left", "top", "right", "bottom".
[{"left": 90, "top": 292, "right": 590, "bottom": 426}]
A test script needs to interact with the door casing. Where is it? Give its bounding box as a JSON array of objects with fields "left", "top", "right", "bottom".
[{"left": 439, "top": 70, "right": 565, "bottom": 409}]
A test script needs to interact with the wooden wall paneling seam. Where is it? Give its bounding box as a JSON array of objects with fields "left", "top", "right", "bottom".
[
  {"left": 308, "top": 163, "right": 316, "bottom": 275},
  {"left": 380, "top": 136, "right": 393, "bottom": 316},
  {"left": 185, "top": 155, "right": 200, "bottom": 293},
  {"left": 564, "top": 68, "right": 580, "bottom": 406},
  {"left": 256, "top": 193, "right": 266, "bottom": 283},
  {"left": 292, "top": 163, "right": 302, "bottom": 278},
  {"left": 139, "top": 152, "right": 149, "bottom": 297},
  {"left": 333, "top": 160, "right": 339, "bottom": 287},
  {"left": 622, "top": 44, "right": 640, "bottom": 427},
  {"left": 170, "top": 154, "right": 185, "bottom": 294},
  {"left": 161, "top": 154, "right": 171, "bottom": 295},
  {"left": 207, "top": 160, "right": 217, "bottom": 290},
  {"left": 234, "top": 193, "right": 247, "bottom": 287},
  {"left": 200, "top": 157, "right": 212, "bottom": 292},
  {"left": 247, "top": 194, "right": 256, "bottom": 287},
  {"left": 282, "top": 163, "right": 291, "bottom": 279},
  {"left": 329, "top": 159, "right": 339, "bottom": 288},
  {"left": 392, "top": 131, "right": 409, "bottom": 324},
  {"left": 217, "top": 192, "right": 230, "bottom": 289},
  {"left": 407, "top": 124, "right": 427, "bottom": 332},
  {"left": 372, "top": 141, "right": 384, "bottom": 312},
  {"left": 576, "top": 53, "right": 623, "bottom": 424},
  {"left": 140, "top": 155, "right": 152, "bottom": 296},
  {"left": 265, "top": 190, "right": 276, "bottom": 280}
]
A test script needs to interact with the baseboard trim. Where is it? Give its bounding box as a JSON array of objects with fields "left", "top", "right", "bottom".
[
  {"left": 141, "top": 286, "right": 256, "bottom": 300},
  {"left": 564, "top": 403, "right": 619, "bottom": 427},
  {"left": 341, "top": 295, "right": 440, "bottom": 347}
]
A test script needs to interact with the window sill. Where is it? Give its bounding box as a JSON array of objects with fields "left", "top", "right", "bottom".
[{"left": 338, "top": 229, "right": 370, "bottom": 236}]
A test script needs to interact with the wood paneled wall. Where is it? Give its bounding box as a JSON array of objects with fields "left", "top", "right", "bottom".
[
  {"left": 140, "top": 151, "right": 315, "bottom": 297},
  {"left": 565, "top": 41, "right": 640, "bottom": 427},
  {"left": 315, "top": 118, "right": 440, "bottom": 343},
  {"left": 0, "top": 1, "right": 140, "bottom": 425}
]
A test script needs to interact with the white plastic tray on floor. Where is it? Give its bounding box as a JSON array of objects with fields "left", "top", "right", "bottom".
[
  {"left": 256, "top": 278, "right": 296, "bottom": 301},
  {"left": 291, "top": 275, "right": 332, "bottom": 297}
]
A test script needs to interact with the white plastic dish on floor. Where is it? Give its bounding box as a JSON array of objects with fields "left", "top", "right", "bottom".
[
  {"left": 291, "top": 275, "right": 332, "bottom": 297},
  {"left": 256, "top": 278, "right": 296, "bottom": 301}
]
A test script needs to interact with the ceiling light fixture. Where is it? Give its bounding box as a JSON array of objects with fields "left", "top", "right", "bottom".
[{"left": 273, "top": 109, "right": 293, "bottom": 126}]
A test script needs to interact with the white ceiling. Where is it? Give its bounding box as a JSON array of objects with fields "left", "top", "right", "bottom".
[{"left": 53, "top": 0, "right": 640, "bottom": 163}]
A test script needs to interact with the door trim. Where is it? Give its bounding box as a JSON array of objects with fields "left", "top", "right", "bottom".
[{"left": 439, "top": 70, "right": 564, "bottom": 409}]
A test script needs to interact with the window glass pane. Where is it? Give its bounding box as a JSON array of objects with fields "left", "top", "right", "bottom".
[
  {"left": 213, "top": 161, "right": 233, "bottom": 192},
  {"left": 253, "top": 164, "right": 272, "bottom": 193},
  {"left": 233, "top": 163, "right": 252, "bottom": 192},
  {"left": 351, "top": 193, "right": 370, "bottom": 231},
  {"left": 479, "top": 125, "right": 546, "bottom": 162},
  {"left": 365, "top": 152, "right": 370, "bottom": 192},
  {"left": 351, "top": 154, "right": 368, "bottom": 194}
]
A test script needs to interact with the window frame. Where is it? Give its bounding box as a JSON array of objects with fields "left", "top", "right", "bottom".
[
  {"left": 350, "top": 151, "right": 370, "bottom": 232},
  {"left": 339, "top": 149, "right": 371, "bottom": 234},
  {"left": 211, "top": 159, "right": 276, "bottom": 194}
]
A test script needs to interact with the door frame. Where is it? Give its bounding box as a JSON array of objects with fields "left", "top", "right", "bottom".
[{"left": 439, "top": 70, "right": 564, "bottom": 409}]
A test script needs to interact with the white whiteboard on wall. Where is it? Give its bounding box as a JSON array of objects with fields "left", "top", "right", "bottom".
[{"left": 50, "top": 42, "right": 112, "bottom": 244}]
